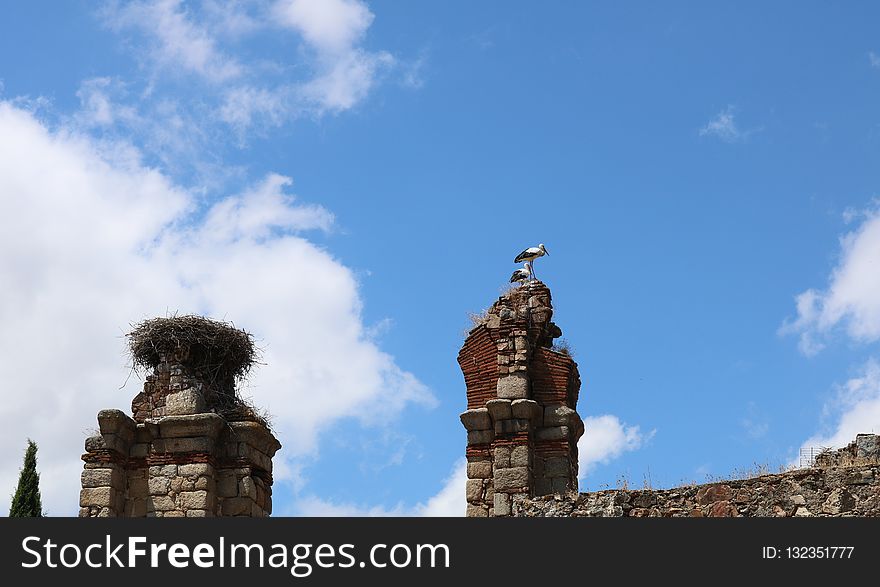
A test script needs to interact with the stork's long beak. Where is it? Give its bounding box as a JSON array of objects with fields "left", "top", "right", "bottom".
[{"left": 544, "top": 247, "right": 550, "bottom": 255}]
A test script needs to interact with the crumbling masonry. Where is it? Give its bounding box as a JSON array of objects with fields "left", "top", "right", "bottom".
[
  {"left": 460, "top": 282, "right": 880, "bottom": 517},
  {"left": 79, "top": 320, "right": 280, "bottom": 518},
  {"left": 519, "top": 434, "right": 880, "bottom": 517},
  {"left": 458, "top": 281, "right": 584, "bottom": 517}
]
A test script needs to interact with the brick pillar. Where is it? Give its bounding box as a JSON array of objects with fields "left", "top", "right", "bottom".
[
  {"left": 80, "top": 338, "right": 280, "bottom": 517},
  {"left": 458, "top": 281, "right": 584, "bottom": 517}
]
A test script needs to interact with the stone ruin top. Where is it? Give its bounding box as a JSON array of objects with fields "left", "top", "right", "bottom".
[
  {"left": 814, "top": 434, "right": 880, "bottom": 468},
  {"left": 79, "top": 315, "right": 280, "bottom": 517},
  {"left": 458, "top": 280, "right": 585, "bottom": 516}
]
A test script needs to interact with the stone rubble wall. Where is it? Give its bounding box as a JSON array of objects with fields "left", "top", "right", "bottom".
[
  {"left": 514, "top": 436, "right": 880, "bottom": 517},
  {"left": 459, "top": 281, "right": 584, "bottom": 517},
  {"left": 814, "top": 434, "right": 880, "bottom": 468}
]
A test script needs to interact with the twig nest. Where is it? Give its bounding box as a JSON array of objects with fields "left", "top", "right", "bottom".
[{"left": 127, "top": 315, "right": 257, "bottom": 396}]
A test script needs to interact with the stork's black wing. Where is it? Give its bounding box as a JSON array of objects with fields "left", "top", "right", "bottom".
[{"left": 513, "top": 248, "right": 531, "bottom": 263}]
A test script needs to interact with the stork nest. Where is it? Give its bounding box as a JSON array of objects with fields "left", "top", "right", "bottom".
[{"left": 127, "top": 314, "right": 257, "bottom": 398}]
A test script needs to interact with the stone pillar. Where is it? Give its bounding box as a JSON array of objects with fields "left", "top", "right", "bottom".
[
  {"left": 80, "top": 412, "right": 280, "bottom": 517},
  {"left": 79, "top": 410, "right": 133, "bottom": 517},
  {"left": 458, "top": 281, "right": 584, "bottom": 517},
  {"left": 80, "top": 324, "right": 281, "bottom": 518}
]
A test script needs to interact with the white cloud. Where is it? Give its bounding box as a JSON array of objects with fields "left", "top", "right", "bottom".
[
  {"left": 218, "top": 85, "right": 291, "bottom": 136},
  {"left": 415, "top": 459, "right": 467, "bottom": 517},
  {"left": 75, "top": 78, "right": 139, "bottom": 128},
  {"left": 200, "top": 173, "right": 334, "bottom": 238},
  {"left": 299, "top": 49, "right": 394, "bottom": 113},
  {"left": 100, "top": 0, "right": 401, "bottom": 137},
  {"left": 0, "top": 101, "right": 434, "bottom": 515},
  {"left": 102, "top": 0, "right": 243, "bottom": 83},
  {"left": 273, "top": 0, "right": 394, "bottom": 114},
  {"left": 781, "top": 205, "right": 880, "bottom": 354},
  {"left": 699, "top": 106, "right": 756, "bottom": 143},
  {"left": 796, "top": 358, "right": 880, "bottom": 462},
  {"left": 289, "top": 459, "right": 466, "bottom": 517},
  {"left": 870, "top": 51, "right": 880, "bottom": 69},
  {"left": 202, "top": 0, "right": 262, "bottom": 38},
  {"left": 578, "top": 415, "right": 653, "bottom": 476},
  {"left": 273, "top": 0, "right": 373, "bottom": 54}
]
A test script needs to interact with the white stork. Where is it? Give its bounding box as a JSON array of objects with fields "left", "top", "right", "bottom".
[
  {"left": 510, "top": 263, "right": 532, "bottom": 285},
  {"left": 513, "top": 243, "right": 549, "bottom": 279}
]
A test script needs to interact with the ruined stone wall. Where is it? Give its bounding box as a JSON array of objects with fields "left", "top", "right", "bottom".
[
  {"left": 459, "top": 281, "right": 584, "bottom": 516},
  {"left": 80, "top": 353, "right": 280, "bottom": 517},
  {"left": 814, "top": 433, "right": 880, "bottom": 468},
  {"left": 459, "top": 282, "right": 880, "bottom": 518},
  {"left": 513, "top": 434, "right": 880, "bottom": 517}
]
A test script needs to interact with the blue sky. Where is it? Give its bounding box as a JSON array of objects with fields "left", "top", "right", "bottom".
[{"left": 2, "top": 1, "right": 880, "bottom": 515}]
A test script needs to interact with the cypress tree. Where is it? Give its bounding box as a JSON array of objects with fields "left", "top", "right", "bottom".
[{"left": 9, "top": 439, "right": 43, "bottom": 517}]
